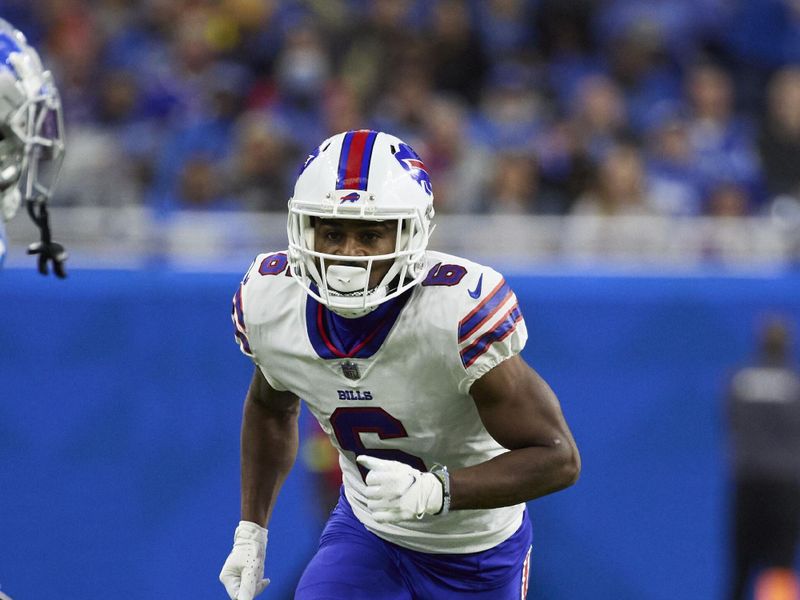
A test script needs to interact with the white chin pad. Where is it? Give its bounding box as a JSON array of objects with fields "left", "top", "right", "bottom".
[{"left": 326, "top": 264, "right": 369, "bottom": 293}]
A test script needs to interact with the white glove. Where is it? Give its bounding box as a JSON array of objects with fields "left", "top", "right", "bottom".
[
  {"left": 219, "top": 521, "right": 270, "bottom": 600},
  {"left": 356, "top": 455, "right": 443, "bottom": 523}
]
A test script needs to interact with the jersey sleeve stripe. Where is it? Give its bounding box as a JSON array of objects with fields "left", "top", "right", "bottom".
[
  {"left": 460, "top": 303, "right": 523, "bottom": 368},
  {"left": 234, "top": 328, "right": 253, "bottom": 356},
  {"left": 458, "top": 279, "right": 511, "bottom": 342},
  {"left": 231, "top": 285, "right": 253, "bottom": 356},
  {"left": 233, "top": 285, "right": 246, "bottom": 332}
]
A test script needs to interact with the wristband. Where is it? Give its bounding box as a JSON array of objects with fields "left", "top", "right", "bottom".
[{"left": 430, "top": 463, "right": 451, "bottom": 516}]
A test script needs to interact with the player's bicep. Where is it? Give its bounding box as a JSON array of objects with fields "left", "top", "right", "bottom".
[
  {"left": 469, "top": 355, "right": 574, "bottom": 451},
  {"left": 246, "top": 366, "right": 300, "bottom": 418}
]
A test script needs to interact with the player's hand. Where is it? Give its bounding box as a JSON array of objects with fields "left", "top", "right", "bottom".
[
  {"left": 356, "top": 455, "right": 443, "bottom": 522},
  {"left": 219, "top": 521, "right": 270, "bottom": 600}
]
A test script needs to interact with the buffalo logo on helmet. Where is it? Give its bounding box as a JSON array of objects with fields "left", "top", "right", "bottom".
[
  {"left": 298, "top": 144, "right": 323, "bottom": 176},
  {"left": 339, "top": 192, "right": 360, "bottom": 204},
  {"left": 394, "top": 143, "right": 432, "bottom": 196}
]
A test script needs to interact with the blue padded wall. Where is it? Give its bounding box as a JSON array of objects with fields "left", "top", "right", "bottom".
[{"left": 1, "top": 267, "right": 798, "bottom": 599}]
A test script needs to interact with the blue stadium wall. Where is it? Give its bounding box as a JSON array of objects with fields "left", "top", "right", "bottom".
[{"left": 1, "top": 266, "right": 799, "bottom": 599}]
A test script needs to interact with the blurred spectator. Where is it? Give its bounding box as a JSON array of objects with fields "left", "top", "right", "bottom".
[
  {"left": 44, "top": 0, "right": 103, "bottom": 125},
  {"left": 726, "top": 0, "right": 800, "bottom": 70},
  {"left": 644, "top": 113, "right": 704, "bottom": 216},
  {"left": 223, "top": 111, "right": 295, "bottom": 212},
  {"left": 567, "top": 73, "right": 631, "bottom": 163},
  {"left": 594, "top": 0, "right": 725, "bottom": 68},
  {"left": 372, "top": 62, "right": 436, "bottom": 143},
  {"left": 474, "top": 0, "right": 536, "bottom": 61},
  {"left": 472, "top": 60, "right": 545, "bottom": 151},
  {"left": 425, "top": 0, "right": 488, "bottom": 106},
  {"left": 483, "top": 152, "right": 565, "bottom": 215},
  {"left": 274, "top": 19, "right": 331, "bottom": 108},
  {"left": 171, "top": 154, "right": 240, "bottom": 211},
  {"left": 55, "top": 69, "right": 145, "bottom": 208},
  {"left": 321, "top": 82, "right": 367, "bottom": 138},
  {"left": 684, "top": 63, "right": 762, "bottom": 199},
  {"left": 572, "top": 143, "right": 653, "bottom": 216},
  {"left": 535, "top": 0, "right": 594, "bottom": 62},
  {"left": 417, "top": 96, "right": 489, "bottom": 214},
  {"left": 12, "top": 0, "right": 794, "bottom": 226},
  {"left": 705, "top": 182, "right": 751, "bottom": 218},
  {"left": 266, "top": 17, "right": 331, "bottom": 150},
  {"left": 600, "top": 16, "right": 682, "bottom": 135},
  {"left": 759, "top": 67, "right": 800, "bottom": 202},
  {"left": 483, "top": 152, "right": 538, "bottom": 214},
  {"left": 725, "top": 316, "right": 800, "bottom": 600},
  {"left": 336, "top": 0, "right": 418, "bottom": 105}
]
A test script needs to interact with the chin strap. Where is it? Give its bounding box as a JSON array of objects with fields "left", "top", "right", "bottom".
[{"left": 26, "top": 199, "right": 67, "bottom": 278}]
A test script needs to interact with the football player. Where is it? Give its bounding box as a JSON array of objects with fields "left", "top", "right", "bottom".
[
  {"left": 220, "top": 130, "right": 581, "bottom": 599},
  {"left": 0, "top": 18, "right": 67, "bottom": 277}
]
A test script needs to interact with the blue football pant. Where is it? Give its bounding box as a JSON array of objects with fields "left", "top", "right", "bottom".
[{"left": 295, "top": 491, "right": 533, "bottom": 599}]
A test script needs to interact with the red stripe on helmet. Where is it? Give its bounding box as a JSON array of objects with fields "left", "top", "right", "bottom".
[{"left": 342, "top": 130, "right": 371, "bottom": 189}]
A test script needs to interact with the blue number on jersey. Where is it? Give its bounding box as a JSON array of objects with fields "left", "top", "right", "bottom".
[
  {"left": 258, "top": 252, "right": 289, "bottom": 276},
  {"left": 422, "top": 262, "right": 467, "bottom": 287},
  {"left": 330, "top": 407, "right": 426, "bottom": 480}
]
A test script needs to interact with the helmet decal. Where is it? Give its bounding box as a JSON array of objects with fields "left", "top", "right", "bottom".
[
  {"left": 394, "top": 142, "right": 432, "bottom": 196},
  {"left": 335, "top": 129, "right": 378, "bottom": 190},
  {"left": 298, "top": 143, "right": 323, "bottom": 176},
  {"left": 339, "top": 191, "right": 361, "bottom": 203}
]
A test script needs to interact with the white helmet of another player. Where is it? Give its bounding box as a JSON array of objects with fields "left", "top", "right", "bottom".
[
  {"left": 287, "top": 130, "right": 435, "bottom": 317},
  {"left": 0, "top": 18, "right": 65, "bottom": 223}
]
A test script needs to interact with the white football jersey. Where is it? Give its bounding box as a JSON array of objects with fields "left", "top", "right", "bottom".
[{"left": 232, "top": 250, "right": 528, "bottom": 553}]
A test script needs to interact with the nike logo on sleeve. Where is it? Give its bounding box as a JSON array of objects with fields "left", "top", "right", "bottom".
[{"left": 468, "top": 274, "right": 483, "bottom": 299}]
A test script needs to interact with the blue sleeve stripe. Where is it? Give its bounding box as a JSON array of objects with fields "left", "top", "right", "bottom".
[
  {"left": 234, "top": 328, "right": 253, "bottom": 356},
  {"left": 458, "top": 279, "right": 511, "bottom": 342},
  {"left": 233, "top": 286, "right": 246, "bottom": 331},
  {"left": 460, "top": 304, "right": 522, "bottom": 368}
]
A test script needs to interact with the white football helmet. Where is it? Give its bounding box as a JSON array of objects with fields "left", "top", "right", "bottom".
[
  {"left": 0, "top": 19, "right": 64, "bottom": 220},
  {"left": 287, "top": 130, "right": 435, "bottom": 317},
  {"left": 0, "top": 18, "right": 66, "bottom": 275}
]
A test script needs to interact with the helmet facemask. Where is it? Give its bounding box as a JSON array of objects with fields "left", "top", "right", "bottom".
[{"left": 288, "top": 200, "right": 432, "bottom": 318}]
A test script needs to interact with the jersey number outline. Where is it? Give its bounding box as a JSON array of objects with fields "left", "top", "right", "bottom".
[
  {"left": 422, "top": 262, "right": 467, "bottom": 286},
  {"left": 329, "top": 406, "right": 426, "bottom": 480}
]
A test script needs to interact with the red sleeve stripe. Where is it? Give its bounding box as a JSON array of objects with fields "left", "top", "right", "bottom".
[
  {"left": 460, "top": 303, "right": 522, "bottom": 368},
  {"left": 458, "top": 280, "right": 512, "bottom": 343},
  {"left": 234, "top": 328, "right": 253, "bottom": 356},
  {"left": 233, "top": 286, "right": 246, "bottom": 332}
]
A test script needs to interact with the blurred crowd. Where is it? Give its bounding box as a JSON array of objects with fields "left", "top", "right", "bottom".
[{"left": 8, "top": 0, "right": 800, "bottom": 218}]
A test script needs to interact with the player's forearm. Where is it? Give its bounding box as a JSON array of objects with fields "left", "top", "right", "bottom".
[
  {"left": 448, "top": 440, "right": 580, "bottom": 510},
  {"left": 240, "top": 397, "right": 300, "bottom": 526}
]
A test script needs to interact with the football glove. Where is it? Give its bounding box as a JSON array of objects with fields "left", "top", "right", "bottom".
[
  {"left": 219, "top": 521, "right": 270, "bottom": 600},
  {"left": 356, "top": 455, "right": 444, "bottom": 523}
]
